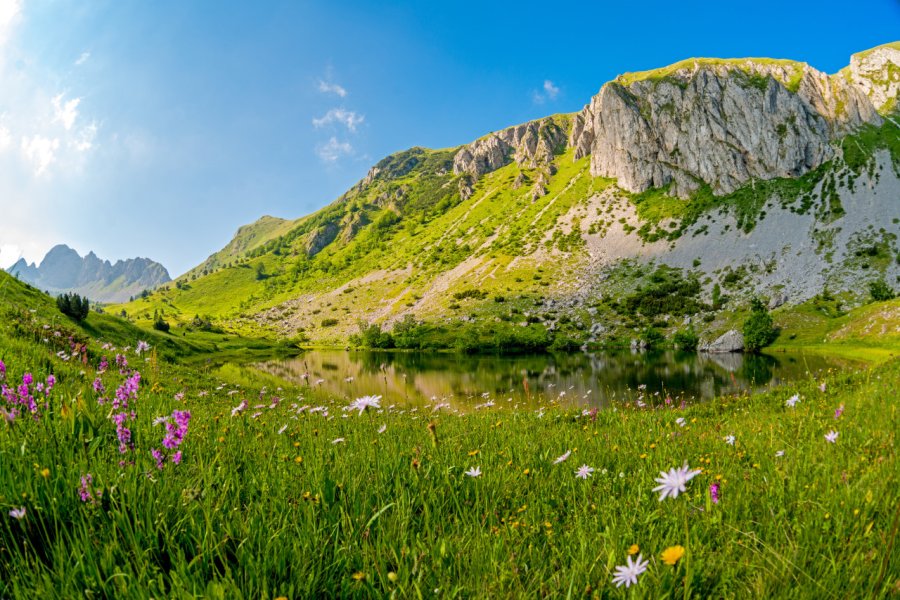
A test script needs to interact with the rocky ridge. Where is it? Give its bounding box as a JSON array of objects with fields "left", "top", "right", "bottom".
[{"left": 8, "top": 245, "right": 171, "bottom": 304}]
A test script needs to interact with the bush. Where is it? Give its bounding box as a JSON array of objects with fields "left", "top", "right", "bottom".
[
  {"left": 56, "top": 293, "right": 89, "bottom": 321},
  {"left": 350, "top": 321, "right": 395, "bottom": 349},
  {"left": 153, "top": 315, "right": 170, "bottom": 333},
  {"left": 743, "top": 298, "right": 777, "bottom": 353},
  {"left": 642, "top": 327, "right": 664, "bottom": 349},
  {"left": 321, "top": 318, "right": 339, "bottom": 328},
  {"left": 869, "top": 278, "right": 896, "bottom": 302},
  {"left": 673, "top": 328, "right": 699, "bottom": 352}
]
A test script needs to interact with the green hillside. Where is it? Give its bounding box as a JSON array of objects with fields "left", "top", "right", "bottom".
[{"left": 112, "top": 117, "right": 900, "bottom": 352}]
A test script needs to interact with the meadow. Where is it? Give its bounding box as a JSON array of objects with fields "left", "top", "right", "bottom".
[{"left": 1, "top": 285, "right": 898, "bottom": 598}]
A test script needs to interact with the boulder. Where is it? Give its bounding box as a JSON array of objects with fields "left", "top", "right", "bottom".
[{"left": 699, "top": 329, "right": 744, "bottom": 353}]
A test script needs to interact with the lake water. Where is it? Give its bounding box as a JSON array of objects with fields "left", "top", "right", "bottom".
[{"left": 241, "top": 349, "right": 860, "bottom": 409}]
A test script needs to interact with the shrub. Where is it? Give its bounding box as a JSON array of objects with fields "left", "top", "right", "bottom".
[
  {"left": 452, "top": 289, "right": 488, "bottom": 301},
  {"left": 869, "top": 278, "right": 896, "bottom": 302},
  {"left": 673, "top": 328, "right": 699, "bottom": 352},
  {"left": 350, "top": 321, "right": 395, "bottom": 349},
  {"left": 153, "top": 315, "right": 170, "bottom": 333},
  {"left": 321, "top": 318, "right": 339, "bottom": 327},
  {"left": 743, "top": 298, "right": 777, "bottom": 353},
  {"left": 56, "top": 293, "right": 89, "bottom": 321}
]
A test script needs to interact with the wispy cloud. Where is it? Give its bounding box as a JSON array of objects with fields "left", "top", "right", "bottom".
[
  {"left": 70, "top": 122, "right": 97, "bottom": 152},
  {"left": 317, "top": 80, "right": 347, "bottom": 97},
  {"left": 52, "top": 94, "right": 81, "bottom": 130},
  {"left": 316, "top": 137, "right": 353, "bottom": 162},
  {"left": 0, "top": 125, "right": 11, "bottom": 151},
  {"left": 0, "top": 0, "right": 21, "bottom": 47},
  {"left": 532, "top": 79, "right": 561, "bottom": 104},
  {"left": 21, "top": 135, "right": 60, "bottom": 176},
  {"left": 312, "top": 108, "right": 364, "bottom": 132},
  {"left": 74, "top": 51, "right": 91, "bottom": 66}
]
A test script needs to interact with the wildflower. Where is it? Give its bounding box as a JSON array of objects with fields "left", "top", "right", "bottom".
[
  {"left": 331, "top": 438, "right": 345, "bottom": 444},
  {"left": 825, "top": 430, "right": 839, "bottom": 444},
  {"left": 834, "top": 404, "right": 844, "bottom": 419},
  {"left": 553, "top": 450, "right": 571, "bottom": 465},
  {"left": 709, "top": 482, "right": 720, "bottom": 504},
  {"left": 627, "top": 544, "right": 640, "bottom": 556},
  {"left": 775, "top": 450, "right": 785, "bottom": 457},
  {"left": 0, "top": 358, "right": 5, "bottom": 381},
  {"left": 675, "top": 417, "right": 686, "bottom": 427},
  {"left": 231, "top": 400, "right": 248, "bottom": 417},
  {"left": 348, "top": 395, "right": 382, "bottom": 416},
  {"left": 378, "top": 424, "right": 387, "bottom": 434},
  {"left": 465, "top": 466, "right": 482, "bottom": 478},
  {"left": 575, "top": 465, "right": 594, "bottom": 479},
  {"left": 819, "top": 382, "right": 827, "bottom": 393},
  {"left": 135, "top": 341, "right": 151, "bottom": 355},
  {"left": 661, "top": 545, "right": 685, "bottom": 565},
  {"left": 79, "top": 474, "right": 100, "bottom": 503},
  {"left": 611, "top": 554, "right": 649, "bottom": 588},
  {"left": 351, "top": 572, "right": 366, "bottom": 581},
  {"left": 652, "top": 462, "right": 702, "bottom": 501},
  {"left": 785, "top": 394, "right": 800, "bottom": 408},
  {"left": 724, "top": 435, "right": 735, "bottom": 446},
  {"left": 9, "top": 507, "right": 25, "bottom": 520},
  {"left": 40, "top": 468, "right": 50, "bottom": 479},
  {"left": 278, "top": 424, "right": 288, "bottom": 434}
]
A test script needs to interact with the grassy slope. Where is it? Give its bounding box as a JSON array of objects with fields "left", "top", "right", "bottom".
[
  {"left": 0, "top": 286, "right": 898, "bottom": 596},
  {"left": 0, "top": 271, "right": 288, "bottom": 364},
  {"left": 183, "top": 215, "right": 299, "bottom": 280}
]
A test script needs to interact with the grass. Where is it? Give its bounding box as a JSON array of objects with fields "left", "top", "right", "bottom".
[{"left": 1, "top": 272, "right": 899, "bottom": 597}]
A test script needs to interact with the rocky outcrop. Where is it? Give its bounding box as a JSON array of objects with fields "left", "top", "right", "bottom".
[
  {"left": 304, "top": 222, "right": 340, "bottom": 257},
  {"left": 845, "top": 43, "right": 900, "bottom": 113},
  {"left": 452, "top": 117, "right": 567, "bottom": 178},
  {"left": 569, "top": 54, "right": 894, "bottom": 198},
  {"left": 7, "top": 244, "right": 171, "bottom": 303},
  {"left": 699, "top": 330, "right": 744, "bottom": 353}
]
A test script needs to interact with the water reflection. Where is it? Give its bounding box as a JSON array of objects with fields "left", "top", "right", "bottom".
[{"left": 248, "top": 349, "right": 858, "bottom": 408}]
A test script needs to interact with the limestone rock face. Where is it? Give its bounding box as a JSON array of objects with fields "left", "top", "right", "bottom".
[
  {"left": 846, "top": 44, "right": 900, "bottom": 113},
  {"left": 699, "top": 329, "right": 745, "bottom": 353},
  {"left": 453, "top": 117, "right": 566, "bottom": 178},
  {"left": 569, "top": 57, "right": 893, "bottom": 198}
]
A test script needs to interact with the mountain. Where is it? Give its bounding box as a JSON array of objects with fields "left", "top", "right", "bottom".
[
  {"left": 8, "top": 245, "right": 171, "bottom": 304},
  {"left": 120, "top": 42, "right": 900, "bottom": 347}
]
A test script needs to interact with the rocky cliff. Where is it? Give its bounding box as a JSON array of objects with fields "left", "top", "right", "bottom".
[
  {"left": 8, "top": 245, "right": 171, "bottom": 303},
  {"left": 447, "top": 44, "right": 898, "bottom": 200}
]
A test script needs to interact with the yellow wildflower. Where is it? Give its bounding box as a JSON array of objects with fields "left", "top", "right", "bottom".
[
  {"left": 627, "top": 544, "right": 640, "bottom": 555},
  {"left": 661, "top": 545, "right": 685, "bottom": 565}
]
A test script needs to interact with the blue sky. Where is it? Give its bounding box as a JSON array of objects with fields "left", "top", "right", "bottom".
[{"left": 0, "top": 0, "right": 897, "bottom": 276}]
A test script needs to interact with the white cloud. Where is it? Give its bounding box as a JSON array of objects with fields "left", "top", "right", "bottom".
[
  {"left": 316, "top": 137, "right": 353, "bottom": 162},
  {"left": 21, "top": 135, "right": 60, "bottom": 175},
  {"left": 317, "top": 80, "right": 347, "bottom": 97},
  {"left": 532, "top": 79, "right": 561, "bottom": 104},
  {"left": 52, "top": 94, "right": 81, "bottom": 130},
  {"left": 0, "top": 0, "right": 20, "bottom": 46},
  {"left": 74, "top": 51, "right": 91, "bottom": 66},
  {"left": 0, "top": 243, "right": 22, "bottom": 268},
  {"left": 70, "top": 122, "right": 97, "bottom": 152},
  {"left": 312, "top": 108, "right": 364, "bottom": 132},
  {"left": 0, "top": 125, "right": 11, "bottom": 151},
  {"left": 543, "top": 80, "right": 560, "bottom": 100}
]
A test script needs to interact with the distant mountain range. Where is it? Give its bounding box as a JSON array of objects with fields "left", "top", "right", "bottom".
[{"left": 7, "top": 244, "right": 171, "bottom": 304}]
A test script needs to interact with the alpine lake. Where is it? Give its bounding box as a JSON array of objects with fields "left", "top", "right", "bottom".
[{"left": 212, "top": 348, "right": 862, "bottom": 410}]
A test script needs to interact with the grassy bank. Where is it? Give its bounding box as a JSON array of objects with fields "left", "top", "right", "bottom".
[{"left": 1, "top": 309, "right": 898, "bottom": 597}]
